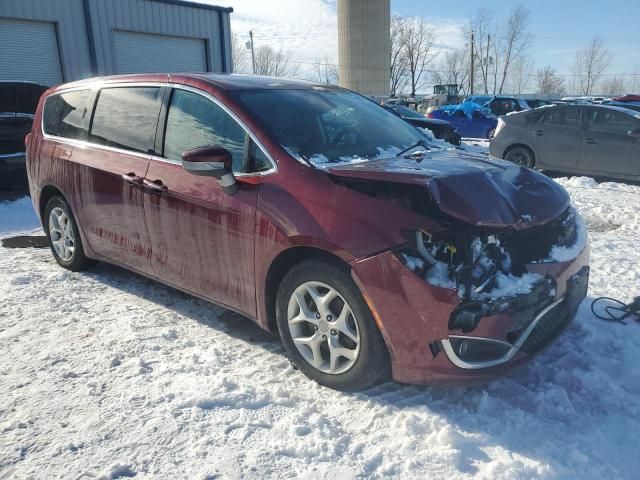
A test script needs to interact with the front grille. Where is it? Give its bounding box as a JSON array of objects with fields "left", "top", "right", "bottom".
[{"left": 520, "top": 300, "right": 573, "bottom": 353}]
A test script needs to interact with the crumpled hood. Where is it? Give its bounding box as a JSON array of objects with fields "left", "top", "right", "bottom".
[{"left": 326, "top": 149, "right": 570, "bottom": 228}]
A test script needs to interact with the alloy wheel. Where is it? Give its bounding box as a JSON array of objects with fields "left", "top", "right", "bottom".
[
  {"left": 287, "top": 281, "right": 360, "bottom": 374},
  {"left": 48, "top": 207, "right": 75, "bottom": 261}
]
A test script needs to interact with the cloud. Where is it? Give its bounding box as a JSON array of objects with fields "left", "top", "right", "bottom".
[{"left": 207, "top": 0, "right": 338, "bottom": 75}]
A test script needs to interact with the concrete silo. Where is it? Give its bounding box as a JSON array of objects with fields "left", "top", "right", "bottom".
[{"left": 338, "top": 0, "right": 390, "bottom": 97}]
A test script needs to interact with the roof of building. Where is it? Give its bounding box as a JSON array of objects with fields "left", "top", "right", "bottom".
[{"left": 146, "top": 0, "right": 233, "bottom": 13}]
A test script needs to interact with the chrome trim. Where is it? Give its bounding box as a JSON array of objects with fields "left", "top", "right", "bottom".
[
  {"left": 441, "top": 296, "right": 565, "bottom": 370},
  {"left": 40, "top": 81, "right": 278, "bottom": 177}
]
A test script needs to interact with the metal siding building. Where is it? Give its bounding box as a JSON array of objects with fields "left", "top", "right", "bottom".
[{"left": 0, "top": 0, "right": 233, "bottom": 86}]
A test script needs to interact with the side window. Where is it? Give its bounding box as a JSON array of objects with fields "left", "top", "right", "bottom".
[
  {"left": 163, "top": 89, "right": 250, "bottom": 173},
  {"left": 543, "top": 108, "right": 580, "bottom": 128},
  {"left": 43, "top": 90, "right": 90, "bottom": 140},
  {"left": 588, "top": 110, "right": 638, "bottom": 135},
  {"left": 90, "top": 87, "right": 161, "bottom": 153}
]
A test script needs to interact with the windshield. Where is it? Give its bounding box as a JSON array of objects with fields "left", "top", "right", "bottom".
[
  {"left": 233, "top": 88, "right": 426, "bottom": 166},
  {"left": 392, "top": 105, "right": 425, "bottom": 119}
]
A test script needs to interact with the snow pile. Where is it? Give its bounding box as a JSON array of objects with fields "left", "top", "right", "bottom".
[{"left": 1, "top": 176, "right": 640, "bottom": 478}]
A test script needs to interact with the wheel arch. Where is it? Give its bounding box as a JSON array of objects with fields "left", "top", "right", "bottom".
[
  {"left": 39, "top": 184, "right": 66, "bottom": 221},
  {"left": 263, "top": 246, "right": 351, "bottom": 332}
]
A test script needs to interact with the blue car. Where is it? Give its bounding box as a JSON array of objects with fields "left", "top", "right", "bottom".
[{"left": 428, "top": 102, "right": 498, "bottom": 139}]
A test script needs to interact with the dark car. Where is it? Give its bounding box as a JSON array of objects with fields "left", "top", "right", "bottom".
[
  {"left": 0, "top": 82, "right": 48, "bottom": 190},
  {"left": 27, "top": 74, "right": 589, "bottom": 391},
  {"left": 386, "top": 105, "right": 461, "bottom": 145},
  {"left": 490, "top": 104, "right": 640, "bottom": 180},
  {"left": 520, "top": 99, "right": 553, "bottom": 110}
]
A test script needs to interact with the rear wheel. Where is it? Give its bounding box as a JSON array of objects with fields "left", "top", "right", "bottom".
[
  {"left": 44, "top": 196, "right": 96, "bottom": 271},
  {"left": 504, "top": 146, "right": 535, "bottom": 168},
  {"left": 276, "top": 259, "right": 390, "bottom": 391},
  {"left": 488, "top": 128, "right": 496, "bottom": 139}
]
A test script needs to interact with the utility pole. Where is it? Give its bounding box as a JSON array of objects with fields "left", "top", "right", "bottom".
[
  {"left": 249, "top": 30, "right": 256, "bottom": 74},
  {"left": 469, "top": 30, "right": 474, "bottom": 95},
  {"left": 485, "top": 34, "right": 491, "bottom": 94}
]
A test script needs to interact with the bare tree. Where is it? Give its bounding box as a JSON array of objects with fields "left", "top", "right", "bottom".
[
  {"left": 600, "top": 76, "right": 626, "bottom": 96},
  {"left": 401, "top": 18, "right": 437, "bottom": 96},
  {"left": 574, "top": 36, "right": 611, "bottom": 95},
  {"left": 231, "top": 33, "right": 248, "bottom": 74},
  {"left": 312, "top": 56, "right": 339, "bottom": 85},
  {"left": 253, "top": 45, "right": 298, "bottom": 78},
  {"left": 497, "top": 6, "right": 532, "bottom": 94},
  {"left": 536, "top": 65, "right": 566, "bottom": 95},
  {"left": 390, "top": 15, "right": 409, "bottom": 96},
  {"left": 505, "top": 56, "right": 533, "bottom": 94},
  {"left": 431, "top": 48, "right": 469, "bottom": 95}
]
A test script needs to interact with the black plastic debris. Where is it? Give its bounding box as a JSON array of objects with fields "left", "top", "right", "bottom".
[{"left": 1, "top": 235, "right": 49, "bottom": 248}]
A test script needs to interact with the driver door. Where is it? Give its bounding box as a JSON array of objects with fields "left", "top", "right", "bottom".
[{"left": 143, "top": 87, "right": 264, "bottom": 316}]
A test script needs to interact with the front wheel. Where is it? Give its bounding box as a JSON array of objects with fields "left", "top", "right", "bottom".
[{"left": 276, "top": 259, "right": 390, "bottom": 391}]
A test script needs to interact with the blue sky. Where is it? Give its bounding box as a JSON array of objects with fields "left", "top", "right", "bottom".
[{"left": 392, "top": 0, "right": 640, "bottom": 75}]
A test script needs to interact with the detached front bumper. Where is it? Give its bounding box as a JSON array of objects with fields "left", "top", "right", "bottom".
[{"left": 351, "top": 241, "right": 590, "bottom": 386}]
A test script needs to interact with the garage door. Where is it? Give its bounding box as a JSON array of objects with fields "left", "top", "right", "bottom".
[
  {"left": 113, "top": 31, "right": 207, "bottom": 74},
  {"left": 0, "top": 18, "right": 63, "bottom": 86}
]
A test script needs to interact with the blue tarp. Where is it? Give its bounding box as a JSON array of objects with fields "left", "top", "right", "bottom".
[{"left": 438, "top": 102, "right": 494, "bottom": 119}]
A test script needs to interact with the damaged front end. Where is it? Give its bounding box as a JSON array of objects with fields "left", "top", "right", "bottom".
[
  {"left": 392, "top": 206, "right": 589, "bottom": 370},
  {"left": 334, "top": 154, "right": 590, "bottom": 381}
]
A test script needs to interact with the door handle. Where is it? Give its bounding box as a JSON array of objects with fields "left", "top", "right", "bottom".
[
  {"left": 584, "top": 137, "right": 597, "bottom": 145},
  {"left": 143, "top": 178, "right": 168, "bottom": 193},
  {"left": 533, "top": 130, "right": 543, "bottom": 136},
  {"left": 122, "top": 172, "right": 143, "bottom": 184}
]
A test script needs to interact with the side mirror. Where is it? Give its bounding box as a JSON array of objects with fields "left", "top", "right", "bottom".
[{"left": 182, "top": 146, "right": 238, "bottom": 195}]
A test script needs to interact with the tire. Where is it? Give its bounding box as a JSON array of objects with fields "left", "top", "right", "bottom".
[
  {"left": 504, "top": 146, "right": 535, "bottom": 168},
  {"left": 487, "top": 128, "right": 496, "bottom": 139},
  {"left": 276, "top": 259, "right": 390, "bottom": 391},
  {"left": 44, "top": 195, "right": 96, "bottom": 271}
]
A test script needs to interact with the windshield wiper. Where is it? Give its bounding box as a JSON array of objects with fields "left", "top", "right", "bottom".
[{"left": 397, "top": 139, "right": 431, "bottom": 158}]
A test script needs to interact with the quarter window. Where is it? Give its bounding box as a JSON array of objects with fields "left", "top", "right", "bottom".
[
  {"left": 163, "top": 89, "right": 248, "bottom": 173},
  {"left": 43, "top": 90, "right": 90, "bottom": 140},
  {"left": 90, "top": 87, "right": 161, "bottom": 153}
]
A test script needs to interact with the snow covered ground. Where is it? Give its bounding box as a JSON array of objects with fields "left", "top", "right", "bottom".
[{"left": 1, "top": 175, "right": 639, "bottom": 479}]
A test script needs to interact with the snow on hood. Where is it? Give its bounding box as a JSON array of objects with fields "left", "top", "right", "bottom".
[{"left": 327, "top": 150, "right": 570, "bottom": 228}]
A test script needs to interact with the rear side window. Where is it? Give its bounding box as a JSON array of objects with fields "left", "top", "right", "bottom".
[
  {"left": 163, "top": 89, "right": 248, "bottom": 172},
  {"left": 587, "top": 110, "right": 639, "bottom": 135},
  {"left": 43, "top": 90, "right": 90, "bottom": 139},
  {"left": 90, "top": 87, "right": 161, "bottom": 153}
]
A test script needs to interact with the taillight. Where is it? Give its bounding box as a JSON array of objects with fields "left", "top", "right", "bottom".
[{"left": 427, "top": 112, "right": 434, "bottom": 118}]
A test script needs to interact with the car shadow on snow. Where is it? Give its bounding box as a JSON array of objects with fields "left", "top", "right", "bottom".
[{"left": 83, "top": 261, "right": 282, "bottom": 350}]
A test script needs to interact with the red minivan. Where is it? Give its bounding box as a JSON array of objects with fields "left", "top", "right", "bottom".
[{"left": 26, "top": 74, "right": 589, "bottom": 391}]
